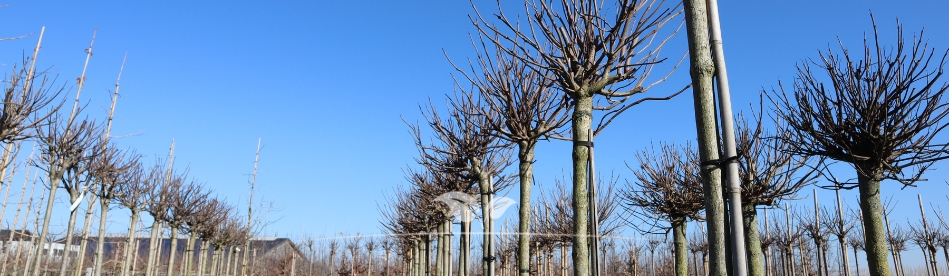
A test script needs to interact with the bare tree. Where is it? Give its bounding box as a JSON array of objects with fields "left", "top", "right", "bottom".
[
  {"left": 165, "top": 177, "right": 209, "bottom": 276},
  {"left": 849, "top": 231, "right": 865, "bottom": 276},
  {"left": 409, "top": 91, "right": 513, "bottom": 276},
  {"left": 144, "top": 149, "right": 176, "bottom": 276},
  {"left": 768, "top": 18, "right": 949, "bottom": 276},
  {"left": 622, "top": 142, "right": 703, "bottom": 276},
  {"left": 91, "top": 145, "right": 140, "bottom": 275},
  {"left": 886, "top": 225, "right": 909, "bottom": 276},
  {"left": 30, "top": 114, "right": 101, "bottom": 276},
  {"left": 821, "top": 201, "right": 856, "bottom": 276},
  {"left": 471, "top": 1, "right": 684, "bottom": 274},
  {"left": 729, "top": 113, "right": 816, "bottom": 276},
  {"left": 116, "top": 161, "right": 152, "bottom": 276},
  {"left": 448, "top": 27, "right": 569, "bottom": 276}
]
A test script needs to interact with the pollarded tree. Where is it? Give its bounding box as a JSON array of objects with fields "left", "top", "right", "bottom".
[
  {"left": 622, "top": 143, "right": 704, "bottom": 276},
  {"left": 472, "top": 1, "right": 684, "bottom": 274},
  {"left": 733, "top": 114, "right": 817, "bottom": 276},
  {"left": 90, "top": 145, "right": 140, "bottom": 276},
  {"left": 769, "top": 20, "right": 949, "bottom": 276},
  {"left": 410, "top": 92, "right": 513, "bottom": 276},
  {"left": 820, "top": 199, "right": 856, "bottom": 276},
  {"left": 143, "top": 155, "right": 177, "bottom": 276},
  {"left": 164, "top": 177, "right": 209, "bottom": 276},
  {"left": 448, "top": 29, "right": 569, "bottom": 276},
  {"left": 115, "top": 161, "right": 153, "bottom": 276},
  {"left": 535, "top": 174, "right": 622, "bottom": 276},
  {"left": 30, "top": 113, "right": 101, "bottom": 276}
]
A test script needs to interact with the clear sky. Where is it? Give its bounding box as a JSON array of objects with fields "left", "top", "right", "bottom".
[{"left": 0, "top": 0, "right": 948, "bottom": 258}]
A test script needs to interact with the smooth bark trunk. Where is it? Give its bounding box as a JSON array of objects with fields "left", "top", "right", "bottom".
[
  {"left": 75, "top": 193, "right": 98, "bottom": 276},
  {"left": 472, "top": 159, "right": 495, "bottom": 276},
  {"left": 673, "top": 219, "right": 689, "bottom": 276},
  {"left": 146, "top": 219, "right": 162, "bottom": 276},
  {"left": 570, "top": 95, "right": 593, "bottom": 276},
  {"left": 167, "top": 227, "right": 179, "bottom": 276},
  {"left": 742, "top": 204, "right": 764, "bottom": 276},
  {"left": 436, "top": 223, "right": 445, "bottom": 276},
  {"left": 460, "top": 209, "right": 470, "bottom": 276},
  {"left": 121, "top": 210, "right": 140, "bottom": 276},
  {"left": 682, "top": 1, "right": 726, "bottom": 275},
  {"left": 93, "top": 198, "right": 111, "bottom": 276},
  {"left": 184, "top": 234, "right": 197, "bottom": 276},
  {"left": 209, "top": 248, "right": 219, "bottom": 276},
  {"left": 30, "top": 170, "right": 64, "bottom": 276},
  {"left": 516, "top": 142, "right": 534, "bottom": 276},
  {"left": 857, "top": 172, "right": 891, "bottom": 276},
  {"left": 58, "top": 201, "right": 81, "bottom": 276}
]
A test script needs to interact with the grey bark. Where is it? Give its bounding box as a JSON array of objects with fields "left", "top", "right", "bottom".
[
  {"left": 571, "top": 96, "right": 593, "bottom": 276},
  {"left": 682, "top": 1, "right": 726, "bottom": 276},
  {"left": 145, "top": 220, "right": 162, "bottom": 276},
  {"left": 742, "top": 204, "right": 764, "bottom": 276},
  {"left": 167, "top": 227, "right": 179, "bottom": 276},
  {"left": 673, "top": 219, "right": 689, "bottom": 276},
  {"left": 93, "top": 196, "right": 110, "bottom": 276},
  {"left": 859, "top": 172, "right": 891, "bottom": 276},
  {"left": 75, "top": 192, "right": 98, "bottom": 276},
  {"left": 516, "top": 142, "right": 534, "bottom": 276},
  {"left": 121, "top": 210, "right": 140, "bottom": 276}
]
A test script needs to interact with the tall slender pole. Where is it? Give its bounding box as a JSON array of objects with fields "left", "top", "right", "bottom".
[
  {"left": 587, "top": 129, "right": 599, "bottom": 276},
  {"left": 919, "top": 194, "right": 939, "bottom": 276},
  {"left": 704, "top": 1, "right": 747, "bottom": 275},
  {"left": 244, "top": 138, "right": 261, "bottom": 276},
  {"left": 835, "top": 186, "right": 851, "bottom": 276},
  {"left": 682, "top": 1, "right": 727, "bottom": 275}
]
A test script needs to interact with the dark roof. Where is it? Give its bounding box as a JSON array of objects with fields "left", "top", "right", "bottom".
[{"left": 0, "top": 229, "right": 35, "bottom": 241}]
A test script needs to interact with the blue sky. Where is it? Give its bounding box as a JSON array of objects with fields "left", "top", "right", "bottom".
[{"left": 0, "top": 1, "right": 948, "bottom": 261}]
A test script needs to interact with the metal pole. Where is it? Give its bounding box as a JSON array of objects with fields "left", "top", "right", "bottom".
[{"left": 704, "top": 0, "right": 748, "bottom": 275}]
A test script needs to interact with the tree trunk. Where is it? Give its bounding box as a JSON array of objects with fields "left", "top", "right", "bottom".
[
  {"left": 198, "top": 240, "right": 209, "bottom": 276},
  {"left": 855, "top": 246, "right": 861, "bottom": 276},
  {"left": 30, "top": 170, "right": 64, "bottom": 276},
  {"left": 742, "top": 204, "right": 764, "bottom": 276},
  {"left": 570, "top": 94, "right": 593, "bottom": 276},
  {"left": 798, "top": 242, "right": 807, "bottom": 276},
  {"left": 94, "top": 198, "right": 111, "bottom": 276},
  {"left": 561, "top": 243, "right": 567, "bottom": 276},
  {"left": 75, "top": 193, "right": 98, "bottom": 276},
  {"left": 209, "top": 248, "right": 219, "bottom": 276},
  {"left": 121, "top": 210, "right": 140, "bottom": 276},
  {"left": 167, "top": 226, "right": 179, "bottom": 276},
  {"left": 836, "top": 188, "right": 852, "bottom": 276},
  {"left": 412, "top": 239, "right": 419, "bottom": 276},
  {"left": 673, "top": 218, "right": 689, "bottom": 276},
  {"left": 682, "top": 1, "right": 726, "bottom": 276},
  {"left": 146, "top": 219, "right": 162, "bottom": 276},
  {"left": 894, "top": 251, "right": 904, "bottom": 276},
  {"left": 58, "top": 194, "right": 82, "bottom": 276},
  {"left": 460, "top": 209, "right": 470, "bottom": 276},
  {"left": 183, "top": 233, "right": 197, "bottom": 276},
  {"left": 473, "top": 159, "right": 495, "bottom": 276},
  {"left": 942, "top": 246, "right": 949, "bottom": 276},
  {"left": 857, "top": 172, "right": 891, "bottom": 276},
  {"left": 436, "top": 223, "right": 445, "bottom": 276},
  {"left": 516, "top": 142, "right": 534, "bottom": 276}
]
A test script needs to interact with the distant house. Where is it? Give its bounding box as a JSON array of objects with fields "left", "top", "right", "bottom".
[
  {"left": 0, "top": 230, "right": 81, "bottom": 261},
  {"left": 23, "top": 233, "right": 304, "bottom": 272}
]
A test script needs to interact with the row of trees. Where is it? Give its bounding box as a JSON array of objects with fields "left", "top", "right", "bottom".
[
  {"left": 377, "top": 0, "right": 949, "bottom": 276},
  {"left": 319, "top": 182, "right": 949, "bottom": 276},
  {"left": 0, "top": 29, "right": 269, "bottom": 276}
]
